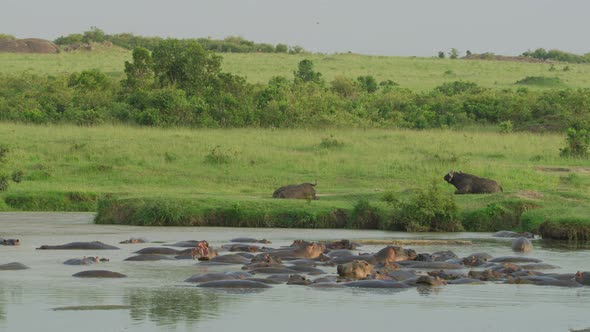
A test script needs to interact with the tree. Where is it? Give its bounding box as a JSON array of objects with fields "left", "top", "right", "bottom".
[
  {"left": 275, "top": 43, "right": 288, "bottom": 53},
  {"left": 449, "top": 48, "right": 459, "bottom": 59},
  {"left": 294, "top": 59, "right": 322, "bottom": 84},
  {"left": 151, "top": 39, "right": 222, "bottom": 95},
  {"left": 82, "top": 26, "right": 106, "bottom": 43},
  {"left": 357, "top": 75, "right": 378, "bottom": 93},
  {"left": 466, "top": 50, "right": 472, "bottom": 56},
  {"left": 123, "top": 47, "right": 154, "bottom": 90},
  {"left": 438, "top": 51, "right": 445, "bottom": 59}
]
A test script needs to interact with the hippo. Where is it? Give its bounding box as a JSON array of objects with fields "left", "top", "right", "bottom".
[
  {"left": 507, "top": 276, "right": 582, "bottom": 288},
  {"left": 287, "top": 274, "right": 313, "bottom": 285},
  {"left": 286, "top": 265, "right": 326, "bottom": 275},
  {"left": 518, "top": 263, "right": 559, "bottom": 270},
  {"left": 222, "top": 244, "right": 265, "bottom": 253},
  {"left": 165, "top": 240, "right": 202, "bottom": 248},
  {"left": 134, "top": 247, "right": 180, "bottom": 255},
  {"left": 205, "top": 254, "right": 252, "bottom": 265},
  {"left": 406, "top": 275, "right": 447, "bottom": 287},
  {"left": 190, "top": 241, "right": 218, "bottom": 260},
  {"left": 337, "top": 260, "right": 374, "bottom": 279},
  {"left": 397, "top": 261, "right": 464, "bottom": 270},
  {"left": 462, "top": 253, "right": 493, "bottom": 267},
  {"left": 197, "top": 280, "right": 271, "bottom": 289},
  {"left": 0, "top": 262, "right": 29, "bottom": 270},
  {"left": 124, "top": 254, "right": 175, "bottom": 261},
  {"left": 322, "top": 239, "right": 359, "bottom": 250},
  {"left": 230, "top": 238, "right": 271, "bottom": 244},
  {"left": 427, "top": 270, "right": 465, "bottom": 281},
  {"left": 431, "top": 250, "right": 458, "bottom": 262},
  {"left": 1, "top": 238, "right": 20, "bottom": 245},
  {"left": 309, "top": 282, "right": 346, "bottom": 288},
  {"left": 72, "top": 270, "right": 126, "bottom": 278},
  {"left": 512, "top": 237, "right": 533, "bottom": 253},
  {"left": 64, "top": 257, "right": 109, "bottom": 265},
  {"left": 444, "top": 171, "right": 503, "bottom": 194},
  {"left": 268, "top": 242, "right": 326, "bottom": 260},
  {"left": 489, "top": 256, "right": 541, "bottom": 263},
  {"left": 468, "top": 269, "right": 503, "bottom": 281},
  {"left": 245, "top": 277, "right": 283, "bottom": 285},
  {"left": 272, "top": 182, "right": 318, "bottom": 200},
  {"left": 342, "top": 280, "right": 412, "bottom": 289},
  {"left": 493, "top": 231, "right": 534, "bottom": 239},
  {"left": 185, "top": 272, "right": 253, "bottom": 283},
  {"left": 37, "top": 241, "right": 119, "bottom": 250},
  {"left": 575, "top": 271, "right": 590, "bottom": 286},
  {"left": 119, "top": 237, "right": 149, "bottom": 244},
  {"left": 248, "top": 267, "right": 300, "bottom": 274}
]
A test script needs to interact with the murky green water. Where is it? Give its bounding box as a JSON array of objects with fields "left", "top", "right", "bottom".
[{"left": 1, "top": 213, "right": 590, "bottom": 332}]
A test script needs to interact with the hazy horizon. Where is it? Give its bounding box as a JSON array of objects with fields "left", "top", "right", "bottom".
[{"left": 2, "top": 0, "right": 589, "bottom": 57}]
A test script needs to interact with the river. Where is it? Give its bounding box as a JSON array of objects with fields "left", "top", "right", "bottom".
[{"left": 1, "top": 213, "right": 590, "bottom": 332}]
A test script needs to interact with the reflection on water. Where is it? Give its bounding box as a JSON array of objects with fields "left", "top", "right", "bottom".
[
  {"left": 125, "top": 287, "right": 221, "bottom": 326},
  {"left": 1, "top": 212, "right": 590, "bottom": 332}
]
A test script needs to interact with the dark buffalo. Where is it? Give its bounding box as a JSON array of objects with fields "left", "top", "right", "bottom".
[
  {"left": 272, "top": 182, "right": 318, "bottom": 200},
  {"left": 443, "top": 171, "right": 502, "bottom": 194}
]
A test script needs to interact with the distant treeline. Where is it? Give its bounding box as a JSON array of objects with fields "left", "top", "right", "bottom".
[
  {"left": 54, "top": 27, "right": 305, "bottom": 54},
  {"left": 1, "top": 40, "right": 589, "bottom": 131},
  {"left": 522, "top": 48, "right": 590, "bottom": 64}
]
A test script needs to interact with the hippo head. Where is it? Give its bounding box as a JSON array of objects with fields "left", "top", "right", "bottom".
[
  {"left": 3, "top": 239, "right": 20, "bottom": 246},
  {"left": 337, "top": 260, "right": 374, "bottom": 279},
  {"left": 374, "top": 246, "right": 403, "bottom": 263},
  {"left": 191, "top": 241, "right": 210, "bottom": 259},
  {"left": 300, "top": 242, "right": 326, "bottom": 259}
]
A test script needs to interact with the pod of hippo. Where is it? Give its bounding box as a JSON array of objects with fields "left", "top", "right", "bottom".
[{"left": 13, "top": 235, "right": 590, "bottom": 289}]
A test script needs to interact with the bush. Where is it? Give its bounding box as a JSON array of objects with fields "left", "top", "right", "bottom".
[
  {"left": 499, "top": 120, "right": 513, "bottom": 134},
  {"left": 294, "top": 59, "right": 322, "bottom": 84},
  {"left": 319, "top": 135, "right": 344, "bottom": 149},
  {"left": 0, "top": 175, "right": 8, "bottom": 191},
  {"left": 349, "top": 199, "right": 382, "bottom": 229},
  {"left": 515, "top": 76, "right": 563, "bottom": 87},
  {"left": 357, "top": 75, "right": 378, "bottom": 93},
  {"left": 560, "top": 128, "right": 590, "bottom": 158},
  {"left": 11, "top": 170, "right": 24, "bottom": 183},
  {"left": 204, "top": 145, "right": 236, "bottom": 164},
  {"left": 386, "top": 181, "right": 462, "bottom": 232},
  {"left": 0, "top": 145, "right": 8, "bottom": 162}
]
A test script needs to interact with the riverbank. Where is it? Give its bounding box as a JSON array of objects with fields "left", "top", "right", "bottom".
[{"left": 1, "top": 124, "right": 589, "bottom": 238}]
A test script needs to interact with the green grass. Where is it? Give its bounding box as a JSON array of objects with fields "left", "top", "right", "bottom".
[
  {"left": 1, "top": 123, "right": 589, "bottom": 234},
  {"left": 2, "top": 47, "right": 590, "bottom": 91}
]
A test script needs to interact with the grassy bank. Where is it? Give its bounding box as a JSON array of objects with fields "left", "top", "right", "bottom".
[
  {"left": 2, "top": 48, "right": 590, "bottom": 91},
  {"left": 1, "top": 123, "right": 589, "bottom": 237}
]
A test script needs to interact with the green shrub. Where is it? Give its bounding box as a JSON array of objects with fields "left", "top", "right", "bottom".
[
  {"left": 0, "top": 175, "right": 8, "bottom": 191},
  {"left": 386, "top": 181, "right": 462, "bottom": 232},
  {"left": 319, "top": 135, "right": 344, "bottom": 149},
  {"left": 515, "top": 76, "right": 563, "bottom": 87},
  {"left": 462, "top": 200, "right": 536, "bottom": 232},
  {"left": 499, "top": 120, "right": 513, "bottom": 134},
  {"left": 11, "top": 170, "right": 24, "bottom": 183},
  {"left": 0, "top": 145, "right": 8, "bottom": 162},
  {"left": 349, "top": 199, "right": 382, "bottom": 229},
  {"left": 204, "top": 145, "right": 236, "bottom": 164},
  {"left": 560, "top": 128, "right": 589, "bottom": 158}
]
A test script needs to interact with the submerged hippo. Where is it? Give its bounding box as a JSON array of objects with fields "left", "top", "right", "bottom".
[
  {"left": 37, "top": 241, "right": 119, "bottom": 250},
  {"left": 197, "top": 280, "right": 271, "bottom": 289},
  {"left": 119, "top": 237, "right": 149, "bottom": 244},
  {"left": 512, "top": 237, "right": 533, "bottom": 253},
  {"left": 185, "top": 271, "right": 253, "bottom": 283},
  {"left": 72, "top": 270, "right": 126, "bottom": 278},
  {"left": 1, "top": 238, "right": 20, "bottom": 245},
  {"left": 489, "top": 256, "right": 541, "bottom": 263},
  {"left": 205, "top": 254, "right": 251, "bottom": 265},
  {"left": 575, "top": 271, "right": 590, "bottom": 286},
  {"left": 287, "top": 274, "right": 313, "bottom": 285},
  {"left": 134, "top": 247, "right": 180, "bottom": 255},
  {"left": 230, "top": 238, "right": 271, "bottom": 244},
  {"left": 337, "top": 260, "right": 374, "bottom": 279},
  {"left": 64, "top": 257, "right": 109, "bottom": 265},
  {"left": 124, "top": 254, "right": 175, "bottom": 261},
  {"left": 0, "top": 262, "right": 29, "bottom": 270}
]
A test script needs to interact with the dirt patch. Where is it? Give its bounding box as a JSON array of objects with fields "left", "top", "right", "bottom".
[
  {"left": 536, "top": 167, "right": 571, "bottom": 173},
  {"left": 0, "top": 38, "right": 59, "bottom": 54},
  {"left": 513, "top": 190, "right": 544, "bottom": 201},
  {"left": 462, "top": 54, "right": 550, "bottom": 64},
  {"left": 535, "top": 167, "right": 590, "bottom": 173}
]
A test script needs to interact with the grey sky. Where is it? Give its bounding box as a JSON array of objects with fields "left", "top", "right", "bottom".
[{"left": 1, "top": 0, "right": 588, "bottom": 56}]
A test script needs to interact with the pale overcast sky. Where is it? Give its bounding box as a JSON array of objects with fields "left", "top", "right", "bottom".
[{"left": 1, "top": 0, "right": 588, "bottom": 56}]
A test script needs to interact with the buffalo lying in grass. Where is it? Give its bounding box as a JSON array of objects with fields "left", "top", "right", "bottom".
[{"left": 443, "top": 171, "right": 502, "bottom": 194}]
